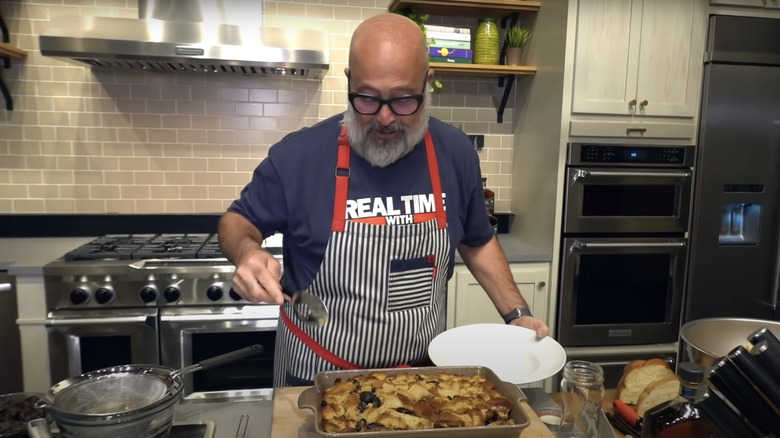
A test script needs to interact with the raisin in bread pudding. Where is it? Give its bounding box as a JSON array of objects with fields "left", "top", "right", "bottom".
[{"left": 319, "top": 371, "right": 516, "bottom": 433}]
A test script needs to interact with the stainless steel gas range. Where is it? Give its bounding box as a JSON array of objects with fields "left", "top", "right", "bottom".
[{"left": 42, "top": 233, "right": 281, "bottom": 398}]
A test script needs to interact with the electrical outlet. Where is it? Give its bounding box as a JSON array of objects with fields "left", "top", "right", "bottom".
[{"left": 467, "top": 134, "right": 485, "bottom": 150}]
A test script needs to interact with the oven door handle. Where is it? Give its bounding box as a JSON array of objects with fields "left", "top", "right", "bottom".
[
  {"left": 45, "top": 315, "right": 155, "bottom": 325},
  {"left": 161, "top": 313, "right": 278, "bottom": 322},
  {"left": 571, "top": 169, "right": 691, "bottom": 183},
  {"left": 0, "top": 283, "right": 11, "bottom": 293},
  {"left": 569, "top": 240, "right": 686, "bottom": 253},
  {"left": 582, "top": 357, "right": 675, "bottom": 368}
]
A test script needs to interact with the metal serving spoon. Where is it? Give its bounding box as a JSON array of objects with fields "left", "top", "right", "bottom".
[{"left": 287, "top": 289, "right": 329, "bottom": 326}]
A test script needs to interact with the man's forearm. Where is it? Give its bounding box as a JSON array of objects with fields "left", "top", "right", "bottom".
[
  {"left": 218, "top": 211, "right": 265, "bottom": 266},
  {"left": 457, "top": 237, "right": 530, "bottom": 316}
]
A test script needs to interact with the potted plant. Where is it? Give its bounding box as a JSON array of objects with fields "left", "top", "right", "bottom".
[{"left": 504, "top": 26, "right": 531, "bottom": 66}]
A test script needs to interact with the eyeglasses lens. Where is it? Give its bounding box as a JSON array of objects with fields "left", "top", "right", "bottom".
[{"left": 352, "top": 96, "right": 420, "bottom": 116}]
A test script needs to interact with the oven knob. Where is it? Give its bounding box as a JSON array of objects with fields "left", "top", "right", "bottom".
[
  {"left": 229, "top": 287, "right": 243, "bottom": 301},
  {"left": 95, "top": 287, "right": 114, "bottom": 304},
  {"left": 207, "top": 286, "right": 223, "bottom": 301},
  {"left": 70, "top": 288, "right": 89, "bottom": 305},
  {"left": 139, "top": 286, "right": 158, "bottom": 303},
  {"left": 163, "top": 286, "right": 180, "bottom": 303}
]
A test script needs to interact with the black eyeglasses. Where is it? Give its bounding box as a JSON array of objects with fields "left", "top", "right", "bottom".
[{"left": 347, "top": 76, "right": 427, "bottom": 116}]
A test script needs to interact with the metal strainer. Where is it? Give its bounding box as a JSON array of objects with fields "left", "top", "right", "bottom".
[{"left": 43, "top": 344, "right": 263, "bottom": 416}]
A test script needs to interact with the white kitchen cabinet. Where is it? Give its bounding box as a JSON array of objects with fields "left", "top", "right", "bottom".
[
  {"left": 570, "top": 0, "right": 707, "bottom": 119},
  {"left": 568, "top": 119, "right": 696, "bottom": 139},
  {"left": 446, "top": 262, "right": 549, "bottom": 328}
]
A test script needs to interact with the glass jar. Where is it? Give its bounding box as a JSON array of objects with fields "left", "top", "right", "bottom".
[
  {"left": 559, "top": 360, "right": 605, "bottom": 438},
  {"left": 473, "top": 18, "right": 500, "bottom": 65}
]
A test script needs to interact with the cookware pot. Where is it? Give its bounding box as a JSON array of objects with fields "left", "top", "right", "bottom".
[
  {"left": 38, "top": 344, "right": 263, "bottom": 438},
  {"left": 679, "top": 317, "right": 780, "bottom": 367}
]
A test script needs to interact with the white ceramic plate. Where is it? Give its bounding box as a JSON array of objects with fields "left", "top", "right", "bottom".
[{"left": 428, "top": 323, "right": 567, "bottom": 384}]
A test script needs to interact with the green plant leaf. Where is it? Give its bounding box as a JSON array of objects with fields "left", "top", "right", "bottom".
[{"left": 506, "top": 26, "right": 531, "bottom": 48}]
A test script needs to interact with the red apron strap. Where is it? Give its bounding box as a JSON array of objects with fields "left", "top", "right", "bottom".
[
  {"left": 423, "top": 130, "right": 447, "bottom": 229},
  {"left": 331, "top": 125, "right": 351, "bottom": 232},
  {"left": 280, "top": 305, "right": 361, "bottom": 370}
]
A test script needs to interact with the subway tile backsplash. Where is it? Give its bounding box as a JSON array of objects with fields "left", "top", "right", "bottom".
[{"left": 0, "top": 0, "right": 517, "bottom": 214}]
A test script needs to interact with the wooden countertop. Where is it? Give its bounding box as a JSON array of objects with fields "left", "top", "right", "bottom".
[{"left": 270, "top": 386, "right": 556, "bottom": 437}]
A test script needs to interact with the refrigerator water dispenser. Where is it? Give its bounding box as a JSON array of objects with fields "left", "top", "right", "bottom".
[{"left": 719, "top": 203, "right": 761, "bottom": 244}]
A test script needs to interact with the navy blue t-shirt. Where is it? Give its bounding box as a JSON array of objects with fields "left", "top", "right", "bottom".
[{"left": 228, "top": 114, "right": 494, "bottom": 291}]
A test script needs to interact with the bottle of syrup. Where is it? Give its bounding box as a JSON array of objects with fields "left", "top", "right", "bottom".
[
  {"left": 482, "top": 177, "right": 494, "bottom": 216},
  {"left": 641, "top": 362, "right": 724, "bottom": 438}
]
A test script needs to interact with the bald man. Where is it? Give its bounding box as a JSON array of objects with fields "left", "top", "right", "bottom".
[{"left": 219, "top": 13, "right": 548, "bottom": 387}]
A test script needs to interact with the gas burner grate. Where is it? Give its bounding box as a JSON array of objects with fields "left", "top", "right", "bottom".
[
  {"left": 64, "top": 234, "right": 156, "bottom": 261},
  {"left": 197, "top": 234, "right": 224, "bottom": 259},
  {"left": 132, "top": 234, "right": 210, "bottom": 260}
]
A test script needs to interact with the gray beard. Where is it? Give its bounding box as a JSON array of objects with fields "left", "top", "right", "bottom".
[{"left": 343, "top": 97, "right": 430, "bottom": 168}]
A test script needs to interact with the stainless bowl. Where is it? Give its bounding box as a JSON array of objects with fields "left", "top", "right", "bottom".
[
  {"left": 680, "top": 317, "right": 780, "bottom": 367},
  {"left": 40, "top": 366, "right": 185, "bottom": 438}
]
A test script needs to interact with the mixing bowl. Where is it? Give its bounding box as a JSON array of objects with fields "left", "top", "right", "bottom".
[{"left": 680, "top": 317, "right": 780, "bottom": 367}]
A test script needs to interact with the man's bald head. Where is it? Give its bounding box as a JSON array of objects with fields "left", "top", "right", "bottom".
[{"left": 348, "top": 14, "right": 429, "bottom": 79}]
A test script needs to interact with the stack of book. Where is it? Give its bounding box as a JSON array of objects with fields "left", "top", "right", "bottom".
[{"left": 424, "top": 24, "right": 472, "bottom": 64}]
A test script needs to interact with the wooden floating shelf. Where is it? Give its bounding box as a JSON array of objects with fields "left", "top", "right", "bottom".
[
  {"left": 0, "top": 42, "right": 27, "bottom": 59},
  {"left": 388, "top": 0, "right": 540, "bottom": 20},
  {"left": 430, "top": 62, "right": 536, "bottom": 76}
]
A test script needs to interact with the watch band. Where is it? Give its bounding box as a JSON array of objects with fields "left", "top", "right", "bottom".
[{"left": 502, "top": 307, "right": 533, "bottom": 324}]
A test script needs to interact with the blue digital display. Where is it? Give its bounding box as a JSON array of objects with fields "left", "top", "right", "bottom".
[{"left": 622, "top": 149, "right": 646, "bottom": 160}]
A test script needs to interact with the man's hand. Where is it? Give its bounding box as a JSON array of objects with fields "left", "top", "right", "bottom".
[
  {"left": 231, "top": 249, "right": 284, "bottom": 304},
  {"left": 509, "top": 316, "right": 550, "bottom": 339},
  {"left": 218, "top": 212, "right": 285, "bottom": 304}
]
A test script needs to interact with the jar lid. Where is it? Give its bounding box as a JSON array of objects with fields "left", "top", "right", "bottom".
[{"left": 678, "top": 362, "right": 705, "bottom": 383}]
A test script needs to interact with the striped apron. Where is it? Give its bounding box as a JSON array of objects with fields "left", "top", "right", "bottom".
[{"left": 273, "top": 125, "right": 451, "bottom": 386}]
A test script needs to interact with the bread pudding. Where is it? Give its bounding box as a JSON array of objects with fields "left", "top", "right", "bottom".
[{"left": 319, "top": 371, "right": 516, "bottom": 433}]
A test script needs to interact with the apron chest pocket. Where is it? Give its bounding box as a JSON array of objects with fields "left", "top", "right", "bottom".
[{"left": 387, "top": 255, "right": 435, "bottom": 312}]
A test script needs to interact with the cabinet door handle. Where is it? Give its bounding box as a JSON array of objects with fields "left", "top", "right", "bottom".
[
  {"left": 628, "top": 98, "right": 637, "bottom": 108},
  {"left": 639, "top": 99, "right": 648, "bottom": 108},
  {"left": 626, "top": 128, "right": 647, "bottom": 134}
]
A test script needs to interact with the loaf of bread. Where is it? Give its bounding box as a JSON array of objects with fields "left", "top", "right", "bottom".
[
  {"left": 616, "top": 358, "right": 675, "bottom": 405},
  {"left": 636, "top": 376, "right": 681, "bottom": 416}
]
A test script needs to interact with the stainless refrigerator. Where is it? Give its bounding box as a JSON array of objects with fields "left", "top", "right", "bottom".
[{"left": 685, "top": 15, "right": 780, "bottom": 323}]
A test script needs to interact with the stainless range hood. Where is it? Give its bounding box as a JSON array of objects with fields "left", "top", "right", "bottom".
[{"left": 38, "top": 0, "right": 329, "bottom": 80}]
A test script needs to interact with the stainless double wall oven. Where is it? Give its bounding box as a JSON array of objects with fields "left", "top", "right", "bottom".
[
  {"left": 558, "top": 143, "right": 695, "bottom": 348},
  {"left": 43, "top": 234, "right": 280, "bottom": 398}
]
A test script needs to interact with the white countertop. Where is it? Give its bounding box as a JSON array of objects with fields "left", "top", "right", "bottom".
[
  {"left": 0, "top": 237, "right": 96, "bottom": 275},
  {"left": 0, "top": 234, "right": 551, "bottom": 276},
  {"left": 475, "top": 233, "right": 551, "bottom": 264}
]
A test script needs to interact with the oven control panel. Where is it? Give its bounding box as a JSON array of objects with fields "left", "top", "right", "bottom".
[{"left": 568, "top": 144, "right": 695, "bottom": 167}]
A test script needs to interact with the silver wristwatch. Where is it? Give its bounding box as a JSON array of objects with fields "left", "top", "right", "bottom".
[{"left": 502, "top": 307, "right": 533, "bottom": 324}]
